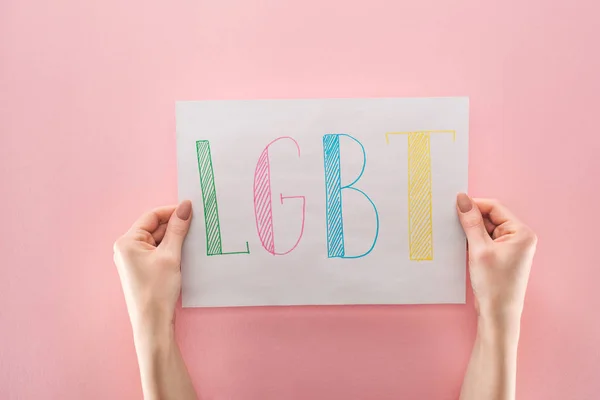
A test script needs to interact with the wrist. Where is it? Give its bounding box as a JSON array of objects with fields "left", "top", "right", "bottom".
[
  {"left": 128, "top": 303, "right": 175, "bottom": 344},
  {"left": 477, "top": 313, "right": 521, "bottom": 345},
  {"left": 477, "top": 299, "right": 523, "bottom": 332},
  {"left": 131, "top": 315, "right": 175, "bottom": 352}
]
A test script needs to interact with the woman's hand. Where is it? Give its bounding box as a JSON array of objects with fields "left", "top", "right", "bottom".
[
  {"left": 113, "top": 201, "right": 197, "bottom": 400},
  {"left": 113, "top": 201, "right": 192, "bottom": 340},
  {"left": 457, "top": 194, "right": 537, "bottom": 324},
  {"left": 457, "top": 193, "right": 537, "bottom": 400}
]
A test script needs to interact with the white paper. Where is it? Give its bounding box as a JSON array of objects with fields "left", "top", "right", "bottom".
[{"left": 177, "top": 97, "right": 469, "bottom": 307}]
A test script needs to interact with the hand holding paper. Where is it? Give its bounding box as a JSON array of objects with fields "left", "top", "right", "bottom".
[
  {"left": 113, "top": 202, "right": 198, "bottom": 400},
  {"left": 111, "top": 192, "right": 535, "bottom": 400},
  {"left": 457, "top": 195, "right": 537, "bottom": 323},
  {"left": 457, "top": 194, "right": 537, "bottom": 400}
]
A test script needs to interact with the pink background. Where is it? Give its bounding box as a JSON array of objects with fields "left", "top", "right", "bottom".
[{"left": 1, "top": 0, "right": 599, "bottom": 399}]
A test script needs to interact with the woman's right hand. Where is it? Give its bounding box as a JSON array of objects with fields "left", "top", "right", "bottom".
[{"left": 456, "top": 194, "right": 538, "bottom": 324}]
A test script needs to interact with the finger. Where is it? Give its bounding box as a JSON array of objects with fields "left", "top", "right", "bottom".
[
  {"left": 491, "top": 221, "right": 518, "bottom": 240},
  {"left": 128, "top": 205, "right": 177, "bottom": 235},
  {"left": 456, "top": 193, "right": 492, "bottom": 247},
  {"left": 160, "top": 200, "right": 193, "bottom": 254},
  {"left": 472, "top": 198, "right": 519, "bottom": 226},
  {"left": 152, "top": 223, "right": 169, "bottom": 244},
  {"left": 483, "top": 216, "right": 496, "bottom": 235},
  {"left": 130, "top": 229, "right": 157, "bottom": 246}
]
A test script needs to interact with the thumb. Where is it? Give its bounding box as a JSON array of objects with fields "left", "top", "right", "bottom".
[
  {"left": 160, "top": 200, "right": 192, "bottom": 253},
  {"left": 456, "top": 193, "right": 490, "bottom": 247}
]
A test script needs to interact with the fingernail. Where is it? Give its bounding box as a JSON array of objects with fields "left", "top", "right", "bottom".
[
  {"left": 457, "top": 193, "right": 473, "bottom": 213},
  {"left": 176, "top": 200, "right": 192, "bottom": 220}
]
